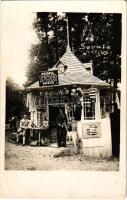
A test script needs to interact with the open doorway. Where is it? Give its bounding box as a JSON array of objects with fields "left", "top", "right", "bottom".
[
  {"left": 49, "top": 106, "right": 58, "bottom": 144},
  {"left": 49, "top": 105, "right": 66, "bottom": 145}
]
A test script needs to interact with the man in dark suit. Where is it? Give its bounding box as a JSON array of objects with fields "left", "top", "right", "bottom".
[{"left": 56, "top": 108, "right": 67, "bottom": 147}]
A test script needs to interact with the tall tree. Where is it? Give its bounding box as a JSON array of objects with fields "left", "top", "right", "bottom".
[
  {"left": 25, "top": 12, "right": 121, "bottom": 89},
  {"left": 6, "top": 77, "right": 25, "bottom": 122},
  {"left": 25, "top": 12, "right": 67, "bottom": 86}
]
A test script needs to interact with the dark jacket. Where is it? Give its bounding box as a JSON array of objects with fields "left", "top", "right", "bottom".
[{"left": 56, "top": 113, "right": 67, "bottom": 127}]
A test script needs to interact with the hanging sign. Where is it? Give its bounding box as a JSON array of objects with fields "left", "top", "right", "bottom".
[
  {"left": 82, "top": 122, "right": 101, "bottom": 139},
  {"left": 39, "top": 70, "right": 59, "bottom": 86}
]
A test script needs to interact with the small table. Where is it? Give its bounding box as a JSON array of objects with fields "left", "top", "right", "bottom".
[{"left": 28, "top": 127, "right": 48, "bottom": 146}]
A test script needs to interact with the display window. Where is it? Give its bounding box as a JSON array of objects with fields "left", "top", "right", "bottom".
[{"left": 83, "top": 94, "right": 95, "bottom": 119}]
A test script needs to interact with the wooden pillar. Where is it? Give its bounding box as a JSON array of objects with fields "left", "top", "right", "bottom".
[
  {"left": 80, "top": 96, "right": 84, "bottom": 121},
  {"left": 95, "top": 89, "right": 101, "bottom": 120}
]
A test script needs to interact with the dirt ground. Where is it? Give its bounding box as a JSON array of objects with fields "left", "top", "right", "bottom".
[{"left": 5, "top": 136, "right": 119, "bottom": 171}]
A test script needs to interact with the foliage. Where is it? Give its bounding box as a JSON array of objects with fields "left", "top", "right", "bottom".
[
  {"left": 25, "top": 12, "right": 121, "bottom": 88},
  {"left": 6, "top": 77, "right": 25, "bottom": 122}
]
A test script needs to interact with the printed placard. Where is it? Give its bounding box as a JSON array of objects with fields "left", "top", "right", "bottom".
[
  {"left": 39, "top": 70, "right": 59, "bottom": 86},
  {"left": 82, "top": 122, "right": 101, "bottom": 139}
]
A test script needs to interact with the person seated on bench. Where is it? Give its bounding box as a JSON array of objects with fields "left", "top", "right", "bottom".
[{"left": 16, "top": 114, "right": 30, "bottom": 146}]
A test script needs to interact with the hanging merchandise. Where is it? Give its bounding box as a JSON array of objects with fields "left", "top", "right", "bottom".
[
  {"left": 76, "top": 87, "right": 84, "bottom": 97},
  {"left": 26, "top": 93, "right": 30, "bottom": 108},
  {"left": 29, "top": 93, "right": 36, "bottom": 112},
  {"left": 89, "top": 88, "right": 97, "bottom": 99},
  {"left": 71, "top": 88, "right": 76, "bottom": 95},
  {"left": 36, "top": 93, "right": 49, "bottom": 128},
  {"left": 64, "top": 88, "right": 69, "bottom": 95},
  {"left": 37, "top": 108, "right": 49, "bottom": 128},
  {"left": 37, "top": 111, "right": 41, "bottom": 127},
  {"left": 105, "top": 91, "right": 114, "bottom": 113}
]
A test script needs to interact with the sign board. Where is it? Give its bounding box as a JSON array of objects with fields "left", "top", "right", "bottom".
[
  {"left": 39, "top": 70, "right": 59, "bottom": 86},
  {"left": 82, "top": 122, "right": 101, "bottom": 139}
]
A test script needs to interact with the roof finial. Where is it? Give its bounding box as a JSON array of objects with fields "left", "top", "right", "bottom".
[{"left": 66, "top": 17, "right": 71, "bottom": 51}]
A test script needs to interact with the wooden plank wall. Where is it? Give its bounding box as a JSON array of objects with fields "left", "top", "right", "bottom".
[{"left": 77, "top": 117, "right": 112, "bottom": 158}]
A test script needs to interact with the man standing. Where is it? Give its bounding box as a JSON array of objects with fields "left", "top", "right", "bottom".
[
  {"left": 56, "top": 108, "right": 67, "bottom": 147},
  {"left": 16, "top": 114, "right": 30, "bottom": 146}
]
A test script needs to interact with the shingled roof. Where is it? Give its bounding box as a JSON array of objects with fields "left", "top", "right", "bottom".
[{"left": 27, "top": 46, "right": 109, "bottom": 90}]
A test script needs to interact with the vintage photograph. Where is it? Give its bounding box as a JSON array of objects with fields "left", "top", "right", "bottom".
[{"left": 5, "top": 11, "right": 121, "bottom": 171}]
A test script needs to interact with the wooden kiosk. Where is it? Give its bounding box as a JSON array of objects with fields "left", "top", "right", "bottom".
[{"left": 26, "top": 45, "right": 113, "bottom": 158}]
